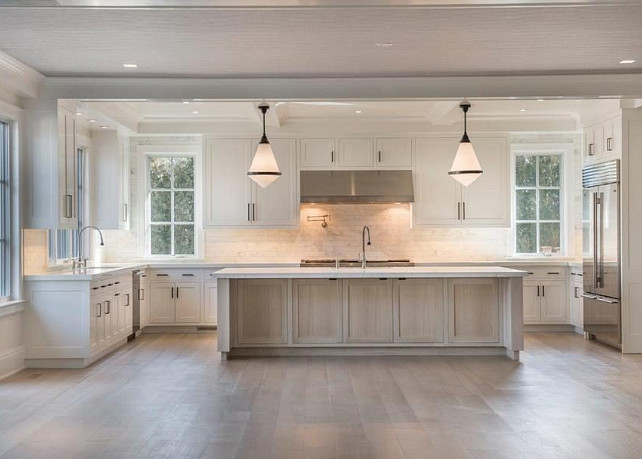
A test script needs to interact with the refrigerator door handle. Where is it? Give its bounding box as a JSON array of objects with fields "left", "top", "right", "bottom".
[{"left": 593, "top": 192, "right": 600, "bottom": 289}]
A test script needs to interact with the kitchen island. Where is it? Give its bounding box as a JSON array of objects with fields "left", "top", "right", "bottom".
[{"left": 216, "top": 266, "right": 527, "bottom": 360}]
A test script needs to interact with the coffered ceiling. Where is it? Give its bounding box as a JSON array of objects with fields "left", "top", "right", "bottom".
[{"left": 0, "top": 2, "right": 640, "bottom": 78}]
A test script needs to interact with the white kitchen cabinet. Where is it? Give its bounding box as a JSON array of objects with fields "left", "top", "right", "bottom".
[
  {"left": 299, "top": 138, "right": 336, "bottom": 169},
  {"left": 202, "top": 282, "right": 218, "bottom": 326},
  {"left": 92, "top": 130, "right": 130, "bottom": 230},
  {"left": 521, "top": 268, "right": 568, "bottom": 325},
  {"left": 414, "top": 136, "right": 509, "bottom": 227},
  {"left": 24, "top": 99, "right": 79, "bottom": 229},
  {"left": 150, "top": 283, "right": 175, "bottom": 324},
  {"left": 570, "top": 270, "right": 584, "bottom": 329},
  {"left": 376, "top": 138, "right": 413, "bottom": 168},
  {"left": 523, "top": 280, "right": 542, "bottom": 324},
  {"left": 138, "top": 271, "right": 150, "bottom": 328},
  {"left": 175, "top": 282, "right": 201, "bottom": 323},
  {"left": 338, "top": 138, "right": 374, "bottom": 168},
  {"left": 205, "top": 137, "right": 298, "bottom": 227},
  {"left": 584, "top": 114, "right": 622, "bottom": 164}
]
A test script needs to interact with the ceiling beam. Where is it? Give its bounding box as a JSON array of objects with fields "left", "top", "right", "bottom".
[{"left": 39, "top": 74, "right": 642, "bottom": 101}]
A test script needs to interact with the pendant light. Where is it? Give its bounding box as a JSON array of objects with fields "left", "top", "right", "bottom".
[
  {"left": 248, "top": 103, "right": 281, "bottom": 188},
  {"left": 449, "top": 101, "right": 483, "bottom": 187}
]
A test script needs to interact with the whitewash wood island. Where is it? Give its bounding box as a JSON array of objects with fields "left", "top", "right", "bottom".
[{"left": 216, "top": 267, "right": 527, "bottom": 360}]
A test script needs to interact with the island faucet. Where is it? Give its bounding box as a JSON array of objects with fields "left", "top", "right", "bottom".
[
  {"left": 361, "top": 225, "right": 371, "bottom": 269},
  {"left": 75, "top": 226, "right": 105, "bottom": 269}
]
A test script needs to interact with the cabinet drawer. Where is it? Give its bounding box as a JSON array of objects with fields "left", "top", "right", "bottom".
[
  {"left": 518, "top": 267, "right": 566, "bottom": 280},
  {"left": 150, "top": 269, "right": 201, "bottom": 281}
]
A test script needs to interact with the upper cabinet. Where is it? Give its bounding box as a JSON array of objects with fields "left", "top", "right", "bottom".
[
  {"left": 24, "top": 100, "right": 79, "bottom": 229},
  {"left": 204, "top": 137, "right": 298, "bottom": 228},
  {"left": 92, "top": 130, "right": 130, "bottom": 230},
  {"left": 299, "top": 136, "right": 412, "bottom": 170},
  {"left": 414, "top": 136, "right": 509, "bottom": 227},
  {"left": 584, "top": 114, "right": 622, "bottom": 164}
]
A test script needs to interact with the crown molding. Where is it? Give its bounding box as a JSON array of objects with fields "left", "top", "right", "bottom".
[{"left": 0, "top": 50, "right": 45, "bottom": 99}]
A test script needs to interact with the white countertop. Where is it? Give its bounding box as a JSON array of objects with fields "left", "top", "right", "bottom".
[{"left": 215, "top": 266, "right": 528, "bottom": 279}]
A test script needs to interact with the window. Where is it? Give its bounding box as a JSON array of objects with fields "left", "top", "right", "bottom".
[
  {"left": 48, "top": 148, "right": 86, "bottom": 264},
  {"left": 0, "top": 121, "right": 10, "bottom": 300},
  {"left": 148, "top": 156, "right": 195, "bottom": 256},
  {"left": 514, "top": 153, "right": 563, "bottom": 255}
]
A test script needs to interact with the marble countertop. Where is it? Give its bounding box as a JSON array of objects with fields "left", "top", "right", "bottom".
[{"left": 215, "top": 266, "right": 528, "bottom": 279}]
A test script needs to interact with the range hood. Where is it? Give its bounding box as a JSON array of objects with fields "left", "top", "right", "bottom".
[{"left": 300, "top": 170, "right": 414, "bottom": 204}]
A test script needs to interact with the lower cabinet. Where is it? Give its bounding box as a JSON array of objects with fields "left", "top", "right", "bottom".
[
  {"left": 202, "top": 282, "right": 218, "bottom": 325},
  {"left": 150, "top": 281, "right": 202, "bottom": 324},
  {"left": 448, "top": 278, "right": 500, "bottom": 343},
  {"left": 236, "top": 279, "right": 288, "bottom": 344},
  {"left": 89, "top": 275, "right": 133, "bottom": 357},
  {"left": 293, "top": 279, "right": 342, "bottom": 344},
  {"left": 570, "top": 271, "right": 584, "bottom": 328},
  {"left": 344, "top": 279, "right": 393, "bottom": 343},
  {"left": 523, "top": 279, "right": 568, "bottom": 324},
  {"left": 395, "top": 279, "right": 445, "bottom": 343}
]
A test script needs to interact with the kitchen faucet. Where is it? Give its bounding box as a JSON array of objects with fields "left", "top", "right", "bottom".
[
  {"left": 361, "top": 225, "right": 371, "bottom": 269},
  {"left": 74, "top": 226, "right": 105, "bottom": 271}
]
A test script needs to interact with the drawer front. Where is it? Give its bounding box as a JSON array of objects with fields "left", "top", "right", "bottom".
[
  {"left": 518, "top": 267, "right": 566, "bottom": 280},
  {"left": 150, "top": 269, "right": 201, "bottom": 281}
]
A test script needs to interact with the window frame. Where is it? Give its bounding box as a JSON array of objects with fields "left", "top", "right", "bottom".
[
  {"left": 143, "top": 148, "right": 201, "bottom": 259},
  {"left": 511, "top": 144, "right": 572, "bottom": 257},
  {"left": 0, "top": 120, "right": 10, "bottom": 301}
]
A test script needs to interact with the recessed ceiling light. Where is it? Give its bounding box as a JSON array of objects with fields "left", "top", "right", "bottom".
[
  {"left": 183, "top": 101, "right": 190, "bottom": 104},
  {"left": 520, "top": 109, "right": 527, "bottom": 112},
  {"left": 123, "top": 63, "right": 138, "bottom": 68},
  {"left": 100, "top": 125, "right": 109, "bottom": 129},
  {"left": 536, "top": 99, "right": 545, "bottom": 102},
  {"left": 375, "top": 42, "right": 393, "bottom": 48},
  {"left": 620, "top": 59, "right": 636, "bottom": 64},
  {"left": 76, "top": 112, "right": 83, "bottom": 116},
  {"left": 88, "top": 119, "right": 96, "bottom": 123},
  {"left": 355, "top": 110, "right": 362, "bottom": 114},
  {"left": 192, "top": 111, "right": 199, "bottom": 114}
]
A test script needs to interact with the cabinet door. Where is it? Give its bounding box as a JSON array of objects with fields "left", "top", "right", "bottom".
[
  {"left": 90, "top": 298, "right": 102, "bottom": 353},
  {"left": 103, "top": 296, "right": 116, "bottom": 345},
  {"left": 460, "top": 137, "right": 509, "bottom": 227},
  {"left": 175, "top": 282, "right": 201, "bottom": 324},
  {"left": 523, "top": 281, "right": 541, "bottom": 324},
  {"left": 202, "top": 282, "right": 218, "bottom": 325},
  {"left": 58, "top": 106, "right": 77, "bottom": 228},
  {"left": 448, "top": 278, "right": 499, "bottom": 343},
  {"left": 251, "top": 138, "right": 299, "bottom": 227},
  {"left": 205, "top": 138, "right": 253, "bottom": 226},
  {"left": 395, "top": 279, "right": 444, "bottom": 343},
  {"left": 293, "top": 279, "right": 342, "bottom": 344},
  {"left": 603, "top": 115, "right": 621, "bottom": 159},
  {"left": 123, "top": 289, "right": 133, "bottom": 333},
  {"left": 115, "top": 293, "right": 126, "bottom": 336},
  {"left": 376, "top": 138, "right": 412, "bottom": 168},
  {"left": 585, "top": 123, "right": 603, "bottom": 163},
  {"left": 237, "top": 279, "right": 288, "bottom": 344},
  {"left": 344, "top": 279, "right": 393, "bottom": 343},
  {"left": 150, "top": 283, "right": 175, "bottom": 324},
  {"left": 414, "top": 137, "right": 462, "bottom": 226},
  {"left": 570, "top": 280, "right": 584, "bottom": 327},
  {"left": 540, "top": 281, "right": 567, "bottom": 324},
  {"left": 299, "top": 138, "right": 336, "bottom": 169},
  {"left": 338, "top": 138, "right": 374, "bottom": 168}
]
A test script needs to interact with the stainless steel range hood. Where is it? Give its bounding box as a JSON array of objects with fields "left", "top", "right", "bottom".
[{"left": 300, "top": 170, "right": 414, "bottom": 204}]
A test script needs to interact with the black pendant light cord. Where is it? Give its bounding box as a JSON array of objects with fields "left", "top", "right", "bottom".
[
  {"left": 259, "top": 103, "right": 269, "bottom": 144},
  {"left": 460, "top": 102, "right": 471, "bottom": 143}
]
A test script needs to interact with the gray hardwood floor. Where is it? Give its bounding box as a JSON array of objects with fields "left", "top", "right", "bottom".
[{"left": 1, "top": 333, "right": 642, "bottom": 459}]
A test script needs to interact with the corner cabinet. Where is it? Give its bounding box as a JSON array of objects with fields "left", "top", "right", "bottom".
[
  {"left": 204, "top": 137, "right": 298, "bottom": 228},
  {"left": 414, "top": 137, "right": 509, "bottom": 227},
  {"left": 24, "top": 100, "right": 79, "bottom": 229}
]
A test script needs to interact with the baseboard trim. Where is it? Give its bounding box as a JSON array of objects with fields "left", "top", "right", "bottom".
[
  {"left": 229, "top": 346, "right": 510, "bottom": 359},
  {"left": 524, "top": 324, "right": 576, "bottom": 333},
  {"left": 142, "top": 326, "right": 217, "bottom": 334},
  {"left": 0, "top": 345, "right": 26, "bottom": 381},
  {"left": 25, "top": 338, "right": 128, "bottom": 369}
]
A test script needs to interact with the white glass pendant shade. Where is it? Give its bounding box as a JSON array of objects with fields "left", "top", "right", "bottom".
[
  {"left": 248, "top": 103, "right": 281, "bottom": 188},
  {"left": 449, "top": 102, "right": 483, "bottom": 187},
  {"left": 248, "top": 140, "right": 281, "bottom": 188},
  {"left": 449, "top": 136, "right": 483, "bottom": 187}
]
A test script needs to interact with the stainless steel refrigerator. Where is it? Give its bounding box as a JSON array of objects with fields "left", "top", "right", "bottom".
[{"left": 582, "top": 160, "right": 621, "bottom": 349}]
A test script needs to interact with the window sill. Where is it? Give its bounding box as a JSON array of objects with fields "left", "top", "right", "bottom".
[{"left": 0, "top": 300, "right": 26, "bottom": 318}]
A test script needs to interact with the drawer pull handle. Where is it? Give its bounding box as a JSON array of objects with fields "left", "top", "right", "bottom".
[
  {"left": 97, "top": 303, "right": 102, "bottom": 317},
  {"left": 182, "top": 274, "right": 195, "bottom": 277},
  {"left": 547, "top": 272, "right": 559, "bottom": 275},
  {"left": 125, "top": 294, "right": 130, "bottom": 306},
  {"left": 138, "top": 288, "right": 144, "bottom": 300}
]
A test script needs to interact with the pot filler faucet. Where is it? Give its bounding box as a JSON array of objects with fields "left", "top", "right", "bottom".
[
  {"left": 361, "top": 225, "right": 371, "bottom": 269},
  {"left": 74, "top": 226, "right": 105, "bottom": 271}
]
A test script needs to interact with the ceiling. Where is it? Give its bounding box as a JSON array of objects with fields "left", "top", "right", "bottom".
[{"left": 0, "top": 3, "right": 641, "bottom": 78}]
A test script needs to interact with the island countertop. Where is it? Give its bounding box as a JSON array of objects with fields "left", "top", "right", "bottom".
[{"left": 215, "top": 266, "right": 528, "bottom": 279}]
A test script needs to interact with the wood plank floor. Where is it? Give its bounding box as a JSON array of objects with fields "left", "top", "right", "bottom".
[{"left": 1, "top": 333, "right": 642, "bottom": 458}]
